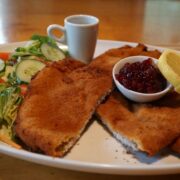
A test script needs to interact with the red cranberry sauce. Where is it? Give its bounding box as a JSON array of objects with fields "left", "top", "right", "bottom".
[{"left": 115, "top": 58, "right": 167, "bottom": 93}]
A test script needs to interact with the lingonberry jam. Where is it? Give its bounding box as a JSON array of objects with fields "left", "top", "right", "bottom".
[{"left": 115, "top": 58, "right": 167, "bottom": 93}]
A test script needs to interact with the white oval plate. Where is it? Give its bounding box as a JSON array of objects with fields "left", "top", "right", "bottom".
[{"left": 0, "top": 40, "right": 179, "bottom": 175}]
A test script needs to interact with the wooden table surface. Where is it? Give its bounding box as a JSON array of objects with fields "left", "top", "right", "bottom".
[{"left": 0, "top": 0, "right": 180, "bottom": 179}]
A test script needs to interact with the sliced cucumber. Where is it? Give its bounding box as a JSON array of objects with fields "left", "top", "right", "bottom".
[
  {"left": 0, "top": 59, "right": 6, "bottom": 72},
  {"left": 16, "top": 59, "right": 45, "bottom": 83},
  {"left": 41, "top": 43, "right": 66, "bottom": 61},
  {"left": 1, "top": 65, "right": 14, "bottom": 81}
]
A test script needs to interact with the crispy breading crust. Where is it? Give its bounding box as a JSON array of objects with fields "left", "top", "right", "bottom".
[{"left": 96, "top": 91, "right": 180, "bottom": 155}]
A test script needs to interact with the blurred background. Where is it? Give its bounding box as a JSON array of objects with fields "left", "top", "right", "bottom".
[{"left": 0, "top": 0, "right": 179, "bottom": 47}]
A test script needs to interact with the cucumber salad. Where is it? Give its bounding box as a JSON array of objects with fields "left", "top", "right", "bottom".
[{"left": 0, "top": 35, "right": 67, "bottom": 142}]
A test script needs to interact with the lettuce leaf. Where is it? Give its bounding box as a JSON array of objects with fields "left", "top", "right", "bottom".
[
  {"left": 31, "top": 34, "right": 58, "bottom": 47},
  {"left": 0, "top": 86, "right": 22, "bottom": 138}
]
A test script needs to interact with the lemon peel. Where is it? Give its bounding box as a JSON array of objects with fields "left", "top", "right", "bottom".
[{"left": 158, "top": 49, "right": 180, "bottom": 93}]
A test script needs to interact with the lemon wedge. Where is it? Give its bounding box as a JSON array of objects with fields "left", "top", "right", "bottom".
[{"left": 158, "top": 49, "right": 180, "bottom": 93}]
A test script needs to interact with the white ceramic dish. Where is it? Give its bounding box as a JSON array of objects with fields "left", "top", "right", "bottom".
[
  {"left": 112, "top": 56, "right": 172, "bottom": 102},
  {"left": 0, "top": 40, "right": 179, "bottom": 175}
]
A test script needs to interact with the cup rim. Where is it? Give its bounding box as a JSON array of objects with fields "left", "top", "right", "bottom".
[{"left": 65, "top": 14, "right": 99, "bottom": 27}]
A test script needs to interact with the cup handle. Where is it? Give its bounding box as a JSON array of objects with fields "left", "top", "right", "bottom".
[{"left": 47, "top": 24, "right": 66, "bottom": 44}]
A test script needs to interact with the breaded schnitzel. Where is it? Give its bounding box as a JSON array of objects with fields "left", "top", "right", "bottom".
[
  {"left": 15, "top": 57, "right": 114, "bottom": 156},
  {"left": 96, "top": 91, "right": 180, "bottom": 155},
  {"left": 96, "top": 44, "right": 180, "bottom": 155},
  {"left": 15, "top": 44, "right": 163, "bottom": 156},
  {"left": 15, "top": 58, "right": 86, "bottom": 155}
]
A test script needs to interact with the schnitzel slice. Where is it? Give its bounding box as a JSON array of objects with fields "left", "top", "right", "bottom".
[
  {"left": 15, "top": 56, "right": 115, "bottom": 156},
  {"left": 96, "top": 45, "right": 180, "bottom": 155},
  {"left": 15, "top": 44, "right": 162, "bottom": 156},
  {"left": 15, "top": 58, "right": 86, "bottom": 155},
  {"left": 96, "top": 91, "right": 180, "bottom": 155},
  {"left": 90, "top": 43, "right": 161, "bottom": 72}
]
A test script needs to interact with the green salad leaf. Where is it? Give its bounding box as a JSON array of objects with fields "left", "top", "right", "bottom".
[
  {"left": 31, "top": 34, "right": 58, "bottom": 48},
  {"left": 7, "top": 71, "right": 19, "bottom": 86},
  {"left": 0, "top": 86, "right": 22, "bottom": 138},
  {"left": 0, "top": 84, "right": 7, "bottom": 92},
  {"left": 12, "top": 40, "right": 43, "bottom": 59},
  {"left": 11, "top": 35, "right": 59, "bottom": 61}
]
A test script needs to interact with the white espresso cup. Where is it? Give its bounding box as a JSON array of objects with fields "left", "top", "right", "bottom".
[{"left": 47, "top": 14, "right": 99, "bottom": 63}]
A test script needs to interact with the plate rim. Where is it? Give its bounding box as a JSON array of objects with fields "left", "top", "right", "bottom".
[{"left": 0, "top": 142, "right": 180, "bottom": 175}]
